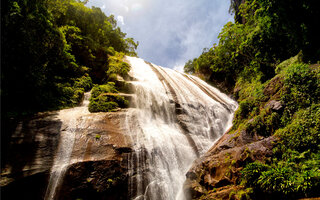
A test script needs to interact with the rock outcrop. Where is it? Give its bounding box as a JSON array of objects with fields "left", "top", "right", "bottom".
[
  {"left": 183, "top": 72, "right": 288, "bottom": 200},
  {"left": 1, "top": 110, "right": 133, "bottom": 200},
  {"left": 184, "top": 128, "right": 277, "bottom": 199}
]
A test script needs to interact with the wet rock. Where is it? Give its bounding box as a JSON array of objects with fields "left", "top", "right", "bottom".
[
  {"left": 1, "top": 109, "right": 133, "bottom": 200},
  {"left": 58, "top": 160, "right": 130, "bottom": 200},
  {"left": 186, "top": 172, "right": 198, "bottom": 180},
  {"left": 184, "top": 179, "right": 208, "bottom": 199},
  {"left": 116, "top": 147, "right": 133, "bottom": 153},
  {"left": 1, "top": 111, "right": 61, "bottom": 199}
]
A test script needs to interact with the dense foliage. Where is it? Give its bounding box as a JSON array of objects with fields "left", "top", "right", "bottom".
[
  {"left": 1, "top": 0, "right": 137, "bottom": 117},
  {"left": 185, "top": 0, "right": 320, "bottom": 198},
  {"left": 88, "top": 82, "right": 128, "bottom": 112},
  {"left": 185, "top": 0, "right": 319, "bottom": 91},
  {"left": 238, "top": 58, "right": 320, "bottom": 199}
]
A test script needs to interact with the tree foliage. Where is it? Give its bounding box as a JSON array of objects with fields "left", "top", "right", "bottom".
[
  {"left": 1, "top": 0, "right": 138, "bottom": 117},
  {"left": 184, "top": 0, "right": 319, "bottom": 88},
  {"left": 237, "top": 57, "right": 320, "bottom": 199},
  {"left": 187, "top": 1, "right": 320, "bottom": 197}
]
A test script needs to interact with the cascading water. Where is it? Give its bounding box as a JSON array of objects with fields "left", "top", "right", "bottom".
[
  {"left": 125, "top": 56, "right": 237, "bottom": 200},
  {"left": 44, "top": 92, "right": 91, "bottom": 200}
]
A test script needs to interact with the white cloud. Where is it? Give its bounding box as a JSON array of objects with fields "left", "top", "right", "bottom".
[
  {"left": 101, "top": 4, "right": 106, "bottom": 9},
  {"left": 131, "top": 3, "right": 143, "bottom": 12},
  {"left": 86, "top": 0, "right": 233, "bottom": 68},
  {"left": 117, "top": 15, "right": 125, "bottom": 25}
]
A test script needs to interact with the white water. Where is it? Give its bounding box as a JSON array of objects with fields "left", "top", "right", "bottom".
[
  {"left": 125, "top": 57, "right": 237, "bottom": 200},
  {"left": 44, "top": 92, "right": 91, "bottom": 200}
]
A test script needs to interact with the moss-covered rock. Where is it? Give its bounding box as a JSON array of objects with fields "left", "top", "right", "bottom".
[
  {"left": 186, "top": 54, "right": 320, "bottom": 199},
  {"left": 88, "top": 83, "right": 129, "bottom": 113}
]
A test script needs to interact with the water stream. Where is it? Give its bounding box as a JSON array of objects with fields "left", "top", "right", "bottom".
[
  {"left": 44, "top": 56, "right": 237, "bottom": 200},
  {"left": 125, "top": 57, "right": 237, "bottom": 200},
  {"left": 44, "top": 92, "right": 91, "bottom": 200}
]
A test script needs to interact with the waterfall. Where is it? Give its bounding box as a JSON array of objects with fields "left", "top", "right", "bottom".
[
  {"left": 44, "top": 92, "right": 91, "bottom": 200},
  {"left": 125, "top": 57, "right": 237, "bottom": 200}
]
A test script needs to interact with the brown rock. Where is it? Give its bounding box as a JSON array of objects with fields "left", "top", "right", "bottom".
[
  {"left": 184, "top": 128, "right": 277, "bottom": 199},
  {"left": 263, "top": 75, "right": 284, "bottom": 99},
  {"left": 1, "top": 109, "right": 133, "bottom": 200},
  {"left": 265, "top": 100, "right": 283, "bottom": 112}
]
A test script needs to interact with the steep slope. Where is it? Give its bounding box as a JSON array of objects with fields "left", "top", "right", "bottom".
[{"left": 184, "top": 56, "right": 320, "bottom": 199}]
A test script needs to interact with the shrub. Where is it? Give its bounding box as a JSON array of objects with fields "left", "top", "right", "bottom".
[
  {"left": 72, "top": 88, "right": 85, "bottom": 105},
  {"left": 56, "top": 83, "right": 85, "bottom": 108},
  {"left": 107, "top": 52, "right": 130, "bottom": 80},
  {"left": 89, "top": 96, "right": 119, "bottom": 112},
  {"left": 234, "top": 78, "right": 266, "bottom": 102},
  {"left": 281, "top": 63, "right": 320, "bottom": 124},
  {"left": 275, "top": 51, "right": 303, "bottom": 74},
  {"left": 88, "top": 83, "right": 128, "bottom": 112},
  {"left": 236, "top": 100, "right": 256, "bottom": 120},
  {"left": 257, "top": 164, "right": 295, "bottom": 195},
  {"left": 243, "top": 109, "right": 280, "bottom": 137},
  {"left": 91, "top": 83, "right": 118, "bottom": 98},
  {"left": 240, "top": 58, "right": 320, "bottom": 198},
  {"left": 73, "top": 74, "right": 93, "bottom": 92},
  {"left": 242, "top": 105, "right": 320, "bottom": 198},
  {"left": 276, "top": 104, "right": 320, "bottom": 153},
  {"left": 241, "top": 162, "right": 269, "bottom": 187}
]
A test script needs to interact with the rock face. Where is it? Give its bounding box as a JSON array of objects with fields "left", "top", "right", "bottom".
[
  {"left": 184, "top": 128, "right": 277, "bottom": 199},
  {"left": 1, "top": 110, "right": 133, "bottom": 200},
  {"left": 183, "top": 74, "right": 288, "bottom": 199},
  {"left": 1, "top": 57, "right": 238, "bottom": 200},
  {"left": 1, "top": 112, "right": 61, "bottom": 199}
]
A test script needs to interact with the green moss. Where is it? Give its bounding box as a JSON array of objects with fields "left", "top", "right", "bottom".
[
  {"left": 234, "top": 78, "right": 266, "bottom": 102},
  {"left": 243, "top": 109, "right": 280, "bottom": 137},
  {"left": 56, "top": 83, "right": 84, "bottom": 108},
  {"left": 275, "top": 51, "right": 303, "bottom": 74},
  {"left": 224, "top": 153, "right": 232, "bottom": 163},
  {"left": 91, "top": 82, "right": 118, "bottom": 98},
  {"left": 89, "top": 96, "right": 118, "bottom": 112},
  {"left": 107, "top": 51, "right": 131, "bottom": 81},
  {"left": 89, "top": 83, "right": 129, "bottom": 112},
  {"left": 73, "top": 74, "right": 93, "bottom": 92},
  {"left": 237, "top": 100, "right": 256, "bottom": 119},
  {"left": 276, "top": 105, "right": 320, "bottom": 153},
  {"left": 281, "top": 63, "right": 320, "bottom": 125},
  {"left": 237, "top": 188, "right": 253, "bottom": 200}
]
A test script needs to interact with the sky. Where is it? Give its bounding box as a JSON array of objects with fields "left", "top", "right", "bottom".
[{"left": 86, "top": 0, "right": 233, "bottom": 71}]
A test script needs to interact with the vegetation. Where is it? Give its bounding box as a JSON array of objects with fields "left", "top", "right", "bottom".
[
  {"left": 2, "top": 0, "right": 137, "bottom": 118},
  {"left": 106, "top": 51, "right": 131, "bottom": 82},
  {"left": 1, "top": 0, "right": 136, "bottom": 165},
  {"left": 185, "top": 0, "right": 319, "bottom": 92},
  {"left": 88, "top": 83, "right": 128, "bottom": 112},
  {"left": 184, "top": 0, "right": 319, "bottom": 198},
  {"left": 238, "top": 59, "right": 320, "bottom": 199}
]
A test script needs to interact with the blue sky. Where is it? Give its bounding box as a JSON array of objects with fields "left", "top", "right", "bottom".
[{"left": 86, "top": 0, "right": 233, "bottom": 70}]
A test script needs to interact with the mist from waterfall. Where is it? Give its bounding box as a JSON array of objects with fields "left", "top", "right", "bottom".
[{"left": 124, "top": 56, "right": 237, "bottom": 200}]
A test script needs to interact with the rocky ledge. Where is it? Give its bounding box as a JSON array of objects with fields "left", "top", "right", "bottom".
[
  {"left": 1, "top": 109, "right": 133, "bottom": 200},
  {"left": 184, "top": 128, "right": 277, "bottom": 199}
]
